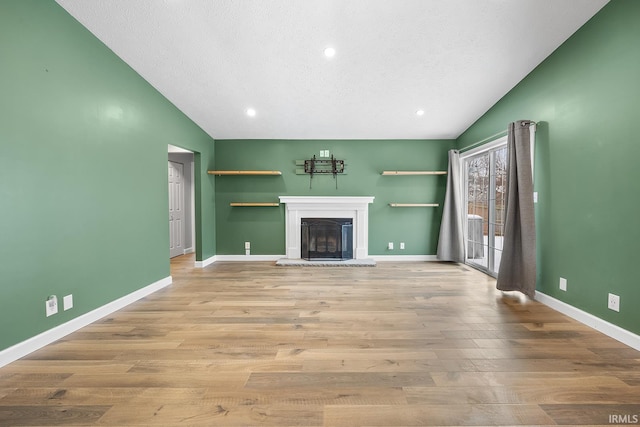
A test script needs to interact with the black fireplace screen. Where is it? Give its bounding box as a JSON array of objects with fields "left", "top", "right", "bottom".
[{"left": 301, "top": 218, "right": 353, "bottom": 260}]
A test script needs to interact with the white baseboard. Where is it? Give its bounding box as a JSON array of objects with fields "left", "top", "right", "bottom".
[
  {"left": 203, "top": 255, "right": 439, "bottom": 263},
  {"left": 194, "top": 255, "right": 217, "bottom": 268},
  {"left": 0, "top": 276, "right": 172, "bottom": 368},
  {"left": 215, "top": 255, "right": 284, "bottom": 262},
  {"left": 214, "top": 255, "right": 439, "bottom": 262},
  {"left": 371, "top": 255, "right": 439, "bottom": 262},
  {"left": 535, "top": 291, "right": 640, "bottom": 351}
]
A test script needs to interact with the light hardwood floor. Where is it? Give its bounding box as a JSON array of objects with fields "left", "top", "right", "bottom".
[{"left": 1, "top": 254, "right": 639, "bottom": 426}]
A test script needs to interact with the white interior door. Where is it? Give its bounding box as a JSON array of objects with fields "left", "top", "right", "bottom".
[{"left": 168, "top": 161, "right": 185, "bottom": 258}]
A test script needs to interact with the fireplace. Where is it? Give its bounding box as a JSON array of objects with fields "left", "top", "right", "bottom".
[
  {"left": 279, "top": 196, "right": 375, "bottom": 260},
  {"left": 301, "top": 218, "right": 353, "bottom": 260}
]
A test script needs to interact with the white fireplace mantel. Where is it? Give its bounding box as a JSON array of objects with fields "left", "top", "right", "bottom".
[{"left": 279, "top": 196, "right": 375, "bottom": 260}]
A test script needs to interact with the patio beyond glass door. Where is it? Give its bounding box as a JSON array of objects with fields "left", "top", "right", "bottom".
[{"left": 465, "top": 146, "right": 507, "bottom": 276}]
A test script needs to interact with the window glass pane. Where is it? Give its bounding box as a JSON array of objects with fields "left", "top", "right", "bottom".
[
  {"left": 493, "top": 147, "right": 507, "bottom": 272},
  {"left": 466, "top": 154, "right": 489, "bottom": 268}
]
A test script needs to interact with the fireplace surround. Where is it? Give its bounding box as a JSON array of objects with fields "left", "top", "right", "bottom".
[{"left": 279, "top": 196, "right": 375, "bottom": 260}]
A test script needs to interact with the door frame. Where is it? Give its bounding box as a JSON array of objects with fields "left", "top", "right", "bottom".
[
  {"left": 460, "top": 135, "right": 508, "bottom": 277},
  {"left": 168, "top": 145, "right": 197, "bottom": 261}
]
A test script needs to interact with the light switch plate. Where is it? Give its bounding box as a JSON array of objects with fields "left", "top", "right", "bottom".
[{"left": 63, "top": 294, "right": 73, "bottom": 311}]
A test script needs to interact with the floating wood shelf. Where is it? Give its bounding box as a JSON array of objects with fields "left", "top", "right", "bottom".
[
  {"left": 381, "top": 171, "right": 447, "bottom": 176},
  {"left": 230, "top": 202, "right": 280, "bottom": 207},
  {"left": 208, "top": 170, "right": 282, "bottom": 176},
  {"left": 389, "top": 203, "right": 439, "bottom": 207}
]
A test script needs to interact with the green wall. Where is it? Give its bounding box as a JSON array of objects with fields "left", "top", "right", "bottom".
[
  {"left": 457, "top": 0, "right": 640, "bottom": 334},
  {"left": 215, "top": 139, "right": 454, "bottom": 255},
  {"left": 0, "top": 0, "right": 215, "bottom": 351},
  {"left": 4, "top": 0, "right": 637, "bottom": 354}
]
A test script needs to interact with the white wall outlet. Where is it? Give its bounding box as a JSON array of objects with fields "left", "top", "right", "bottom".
[
  {"left": 559, "top": 277, "right": 567, "bottom": 291},
  {"left": 63, "top": 294, "right": 73, "bottom": 311},
  {"left": 608, "top": 293, "right": 620, "bottom": 312},
  {"left": 388, "top": 242, "right": 394, "bottom": 250},
  {"left": 533, "top": 192, "right": 538, "bottom": 203},
  {"left": 244, "top": 241, "right": 251, "bottom": 250},
  {"left": 400, "top": 242, "right": 405, "bottom": 250},
  {"left": 45, "top": 295, "right": 58, "bottom": 317}
]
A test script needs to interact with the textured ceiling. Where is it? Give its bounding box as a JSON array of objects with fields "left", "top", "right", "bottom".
[{"left": 56, "top": 0, "right": 608, "bottom": 140}]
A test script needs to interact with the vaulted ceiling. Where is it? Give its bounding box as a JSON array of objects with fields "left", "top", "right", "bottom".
[{"left": 56, "top": 0, "right": 609, "bottom": 140}]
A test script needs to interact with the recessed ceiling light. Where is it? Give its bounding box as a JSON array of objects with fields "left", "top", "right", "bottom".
[
  {"left": 246, "top": 108, "right": 256, "bottom": 117},
  {"left": 324, "top": 47, "right": 336, "bottom": 58},
  {"left": 416, "top": 109, "right": 425, "bottom": 116}
]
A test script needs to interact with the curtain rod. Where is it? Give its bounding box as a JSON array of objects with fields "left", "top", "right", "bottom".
[
  {"left": 459, "top": 129, "right": 508, "bottom": 153},
  {"left": 459, "top": 121, "right": 536, "bottom": 153}
]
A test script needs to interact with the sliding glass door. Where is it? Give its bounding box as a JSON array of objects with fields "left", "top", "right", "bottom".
[{"left": 464, "top": 143, "right": 507, "bottom": 276}]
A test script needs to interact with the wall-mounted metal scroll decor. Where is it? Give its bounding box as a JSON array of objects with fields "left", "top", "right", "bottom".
[{"left": 303, "top": 155, "right": 345, "bottom": 189}]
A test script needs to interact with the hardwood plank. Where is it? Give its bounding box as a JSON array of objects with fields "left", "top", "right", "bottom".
[
  {"left": 0, "top": 405, "right": 109, "bottom": 426},
  {"left": 245, "top": 372, "right": 435, "bottom": 389},
  {"left": 97, "top": 403, "right": 322, "bottom": 426},
  {"left": 587, "top": 347, "right": 640, "bottom": 359},
  {"left": 60, "top": 372, "right": 250, "bottom": 389},
  {"left": 0, "top": 387, "right": 146, "bottom": 406},
  {"left": 275, "top": 348, "right": 439, "bottom": 361},
  {"left": 0, "top": 373, "right": 73, "bottom": 387},
  {"left": 406, "top": 385, "right": 640, "bottom": 405},
  {"left": 128, "top": 359, "right": 303, "bottom": 373},
  {"left": 302, "top": 358, "right": 478, "bottom": 373},
  {"left": 323, "top": 404, "right": 556, "bottom": 426},
  {"left": 429, "top": 371, "right": 628, "bottom": 387},
  {"left": 119, "top": 387, "right": 408, "bottom": 406}
]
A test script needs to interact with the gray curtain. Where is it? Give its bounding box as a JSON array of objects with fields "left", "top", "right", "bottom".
[
  {"left": 496, "top": 120, "right": 536, "bottom": 297},
  {"left": 437, "top": 149, "right": 464, "bottom": 262}
]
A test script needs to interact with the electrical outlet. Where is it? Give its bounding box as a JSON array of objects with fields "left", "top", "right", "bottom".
[
  {"left": 608, "top": 293, "right": 620, "bottom": 312},
  {"left": 388, "top": 242, "right": 394, "bottom": 250},
  {"left": 400, "top": 242, "right": 405, "bottom": 250},
  {"left": 533, "top": 192, "right": 538, "bottom": 203},
  {"left": 45, "top": 295, "right": 58, "bottom": 317},
  {"left": 559, "top": 277, "right": 567, "bottom": 291},
  {"left": 244, "top": 241, "right": 251, "bottom": 250},
  {"left": 63, "top": 294, "right": 73, "bottom": 311}
]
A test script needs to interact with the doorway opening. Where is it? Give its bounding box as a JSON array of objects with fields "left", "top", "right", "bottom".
[{"left": 168, "top": 145, "right": 196, "bottom": 259}]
